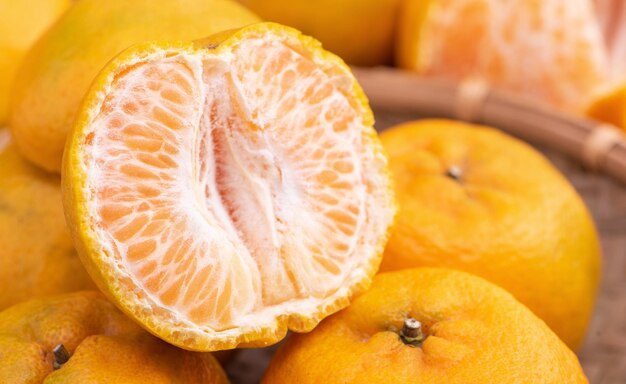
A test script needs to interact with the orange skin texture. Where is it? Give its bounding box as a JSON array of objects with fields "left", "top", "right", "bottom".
[
  {"left": 9, "top": 0, "right": 260, "bottom": 173},
  {"left": 379, "top": 120, "right": 601, "bottom": 350},
  {"left": 0, "top": 291, "right": 228, "bottom": 384},
  {"left": 0, "top": 0, "right": 70, "bottom": 125},
  {"left": 263, "top": 268, "right": 588, "bottom": 383},
  {"left": 0, "top": 133, "right": 94, "bottom": 310},
  {"left": 238, "top": 0, "right": 402, "bottom": 66}
]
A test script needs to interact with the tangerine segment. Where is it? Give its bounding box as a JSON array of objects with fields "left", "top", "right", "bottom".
[
  {"left": 64, "top": 23, "right": 395, "bottom": 351},
  {"left": 398, "top": 0, "right": 609, "bottom": 112}
]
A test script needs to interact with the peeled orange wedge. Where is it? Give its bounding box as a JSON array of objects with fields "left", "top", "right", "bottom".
[
  {"left": 396, "top": 0, "right": 609, "bottom": 113},
  {"left": 63, "top": 22, "right": 396, "bottom": 352}
]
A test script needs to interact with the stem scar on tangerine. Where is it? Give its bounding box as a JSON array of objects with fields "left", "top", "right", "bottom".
[
  {"left": 52, "top": 343, "right": 70, "bottom": 370},
  {"left": 446, "top": 165, "right": 463, "bottom": 181},
  {"left": 400, "top": 317, "right": 425, "bottom": 347}
]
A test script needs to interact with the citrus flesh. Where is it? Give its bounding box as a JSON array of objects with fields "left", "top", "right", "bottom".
[
  {"left": 595, "top": 0, "right": 626, "bottom": 80},
  {"left": 63, "top": 23, "right": 395, "bottom": 351},
  {"left": 9, "top": 0, "right": 260, "bottom": 173},
  {"left": 586, "top": 0, "right": 626, "bottom": 130},
  {"left": 262, "top": 268, "right": 588, "bottom": 383},
  {"left": 0, "top": 291, "right": 228, "bottom": 383},
  {"left": 0, "top": 0, "right": 70, "bottom": 125},
  {"left": 379, "top": 120, "right": 601, "bottom": 350},
  {"left": 0, "top": 129, "right": 94, "bottom": 310},
  {"left": 396, "top": 0, "right": 609, "bottom": 113},
  {"left": 587, "top": 0, "right": 626, "bottom": 131}
]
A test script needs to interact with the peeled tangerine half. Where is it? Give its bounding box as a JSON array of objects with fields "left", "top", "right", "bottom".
[{"left": 63, "top": 23, "right": 396, "bottom": 351}]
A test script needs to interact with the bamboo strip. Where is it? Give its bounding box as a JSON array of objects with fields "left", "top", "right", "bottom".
[{"left": 352, "top": 67, "right": 626, "bottom": 185}]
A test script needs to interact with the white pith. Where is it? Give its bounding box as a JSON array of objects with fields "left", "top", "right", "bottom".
[{"left": 76, "top": 32, "right": 394, "bottom": 347}]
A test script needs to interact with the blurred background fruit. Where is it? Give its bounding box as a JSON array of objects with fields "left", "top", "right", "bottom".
[
  {"left": 263, "top": 268, "right": 588, "bottom": 383},
  {"left": 595, "top": 0, "right": 626, "bottom": 79},
  {"left": 239, "top": 0, "right": 403, "bottom": 66},
  {"left": 237, "top": 0, "right": 626, "bottom": 134},
  {"left": 0, "top": 0, "right": 70, "bottom": 125},
  {"left": 587, "top": 0, "right": 626, "bottom": 131},
  {"left": 0, "top": 129, "right": 94, "bottom": 310},
  {"left": 0, "top": 291, "right": 228, "bottom": 383},
  {"left": 396, "top": 0, "right": 609, "bottom": 114},
  {"left": 379, "top": 120, "right": 601, "bottom": 350},
  {"left": 9, "top": 0, "right": 260, "bottom": 173}
]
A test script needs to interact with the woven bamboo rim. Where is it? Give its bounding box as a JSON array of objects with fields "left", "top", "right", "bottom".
[{"left": 352, "top": 67, "right": 626, "bottom": 185}]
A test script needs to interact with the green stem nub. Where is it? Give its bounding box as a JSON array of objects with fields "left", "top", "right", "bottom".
[
  {"left": 53, "top": 344, "right": 70, "bottom": 370},
  {"left": 401, "top": 318, "right": 424, "bottom": 347}
]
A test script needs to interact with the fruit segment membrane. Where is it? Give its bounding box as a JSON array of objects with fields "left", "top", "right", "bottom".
[
  {"left": 414, "top": 0, "right": 608, "bottom": 111},
  {"left": 79, "top": 33, "right": 392, "bottom": 335}
]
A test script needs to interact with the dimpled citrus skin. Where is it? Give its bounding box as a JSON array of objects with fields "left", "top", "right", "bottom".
[
  {"left": 0, "top": 292, "right": 228, "bottom": 384},
  {"left": 9, "top": 0, "right": 260, "bottom": 173},
  {"left": 0, "top": 130, "right": 94, "bottom": 310},
  {"left": 0, "top": 0, "right": 70, "bottom": 125},
  {"left": 238, "top": 0, "right": 402, "bottom": 66},
  {"left": 263, "top": 268, "right": 588, "bottom": 384},
  {"left": 379, "top": 120, "right": 601, "bottom": 350}
]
